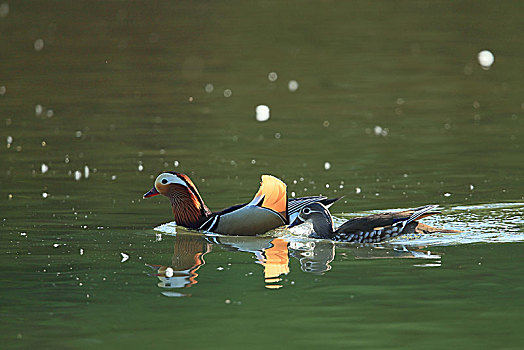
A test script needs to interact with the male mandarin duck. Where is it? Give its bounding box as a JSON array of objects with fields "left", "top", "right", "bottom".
[
  {"left": 288, "top": 203, "right": 460, "bottom": 243},
  {"left": 143, "top": 171, "right": 338, "bottom": 236}
]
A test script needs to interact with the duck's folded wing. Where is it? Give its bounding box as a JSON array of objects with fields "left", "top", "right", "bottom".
[
  {"left": 199, "top": 175, "right": 288, "bottom": 235},
  {"left": 337, "top": 205, "right": 441, "bottom": 233}
]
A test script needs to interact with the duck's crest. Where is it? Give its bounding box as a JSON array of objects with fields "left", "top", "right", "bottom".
[{"left": 249, "top": 175, "right": 288, "bottom": 223}]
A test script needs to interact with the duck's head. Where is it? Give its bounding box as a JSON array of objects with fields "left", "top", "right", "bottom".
[
  {"left": 143, "top": 172, "right": 210, "bottom": 226},
  {"left": 144, "top": 172, "right": 193, "bottom": 198},
  {"left": 288, "top": 202, "right": 334, "bottom": 238}
]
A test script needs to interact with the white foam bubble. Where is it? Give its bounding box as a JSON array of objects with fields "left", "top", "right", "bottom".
[
  {"left": 288, "top": 80, "right": 299, "bottom": 92},
  {"left": 478, "top": 50, "right": 494, "bottom": 69},
  {"left": 0, "top": 3, "right": 9, "bottom": 18},
  {"left": 35, "top": 104, "right": 43, "bottom": 116},
  {"left": 255, "top": 105, "right": 270, "bottom": 122},
  {"left": 34, "top": 39, "right": 44, "bottom": 51},
  {"left": 74, "top": 171, "right": 81, "bottom": 181},
  {"left": 165, "top": 267, "right": 174, "bottom": 277},
  {"left": 324, "top": 161, "right": 331, "bottom": 170},
  {"left": 374, "top": 125, "right": 389, "bottom": 136}
]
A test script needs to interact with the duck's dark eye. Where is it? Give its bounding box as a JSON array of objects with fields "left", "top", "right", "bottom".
[
  {"left": 161, "top": 179, "right": 168, "bottom": 184},
  {"left": 303, "top": 207, "right": 311, "bottom": 215}
]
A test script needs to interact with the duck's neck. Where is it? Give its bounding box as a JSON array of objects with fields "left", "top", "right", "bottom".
[{"left": 169, "top": 187, "right": 211, "bottom": 229}]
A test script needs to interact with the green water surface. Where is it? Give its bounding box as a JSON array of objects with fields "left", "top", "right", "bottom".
[{"left": 1, "top": 1, "right": 524, "bottom": 349}]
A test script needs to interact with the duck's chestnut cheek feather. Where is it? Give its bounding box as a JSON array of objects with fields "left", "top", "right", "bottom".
[{"left": 143, "top": 186, "right": 160, "bottom": 198}]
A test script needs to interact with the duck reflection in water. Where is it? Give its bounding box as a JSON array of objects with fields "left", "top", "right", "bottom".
[
  {"left": 149, "top": 233, "right": 442, "bottom": 295},
  {"left": 146, "top": 233, "right": 211, "bottom": 297},
  {"left": 205, "top": 235, "right": 296, "bottom": 289}
]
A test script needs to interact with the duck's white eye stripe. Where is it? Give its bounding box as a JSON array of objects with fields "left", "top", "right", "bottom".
[{"left": 156, "top": 173, "right": 186, "bottom": 187}]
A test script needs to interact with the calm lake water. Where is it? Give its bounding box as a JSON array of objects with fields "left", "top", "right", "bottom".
[{"left": 1, "top": 1, "right": 524, "bottom": 349}]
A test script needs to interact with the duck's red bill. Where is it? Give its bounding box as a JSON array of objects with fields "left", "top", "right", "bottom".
[{"left": 143, "top": 187, "right": 160, "bottom": 198}]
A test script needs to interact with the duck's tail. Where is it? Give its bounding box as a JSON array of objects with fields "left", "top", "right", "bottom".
[
  {"left": 406, "top": 205, "right": 462, "bottom": 233},
  {"left": 406, "top": 205, "right": 441, "bottom": 225}
]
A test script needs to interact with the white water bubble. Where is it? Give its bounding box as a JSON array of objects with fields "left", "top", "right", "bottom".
[
  {"left": 138, "top": 164, "right": 143, "bottom": 172},
  {"left": 268, "top": 72, "right": 278, "bottom": 82},
  {"left": 74, "top": 171, "right": 81, "bottom": 181},
  {"left": 478, "top": 50, "right": 494, "bottom": 69},
  {"left": 374, "top": 125, "right": 389, "bottom": 136},
  {"left": 111, "top": 175, "right": 117, "bottom": 180},
  {"left": 165, "top": 267, "right": 174, "bottom": 277},
  {"left": 46, "top": 109, "right": 54, "bottom": 118},
  {"left": 34, "top": 39, "right": 44, "bottom": 52},
  {"left": 255, "top": 105, "right": 270, "bottom": 122},
  {"left": 355, "top": 187, "right": 362, "bottom": 194},
  {"left": 7, "top": 135, "right": 13, "bottom": 145},
  {"left": 223, "top": 89, "right": 232, "bottom": 98},
  {"left": 120, "top": 252, "right": 129, "bottom": 262},
  {"left": 291, "top": 191, "right": 295, "bottom": 197},
  {"left": 75, "top": 130, "right": 82, "bottom": 138},
  {"left": 84, "top": 165, "right": 90, "bottom": 179},
  {"left": 80, "top": 248, "right": 84, "bottom": 255},
  {"left": 0, "top": 86, "right": 6, "bottom": 96},
  {"left": 444, "top": 192, "right": 452, "bottom": 197},
  {"left": 324, "top": 161, "right": 331, "bottom": 170},
  {"left": 288, "top": 80, "right": 299, "bottom": 92},
  {"left": 325, "top": 183, "right": 330, "bottom": 189},
  {"left": 42, "top": 192, "right": 49, "bottom": 198},
  {"left": 53, "top": 243, "right": 60, "bottom": 248},
  {"left": 469, "top": 184, "right": 475, "bottom": 190},
  {"left": 174, "top": 160, "right": 179, "bottom": 167},
  {"left": 0, "top": 3, "right": 9, "bottom": 18},
  {"left": 205, "top": 83, "right": 214, "bottom": 93},
  {"left": 35, "top": 104, "right": 43, "bottom": 116}
]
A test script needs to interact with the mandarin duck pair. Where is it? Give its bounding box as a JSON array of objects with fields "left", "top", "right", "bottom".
[{"left": 144, "top": 172, "right": 458, "bottom": 243}]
